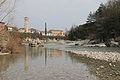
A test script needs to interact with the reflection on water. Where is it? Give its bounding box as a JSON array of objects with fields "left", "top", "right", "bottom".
[
  {"left": 0, "top": 55, "right": 9, "bottom": 72},
  {"left": 45, "top": 48, "right": 47, "bottom": 65},
  {"left": 0, "top": 46, "right": 119, "bottom": 80},
  {"left": 24, "top": 47, "right": 29, "bottom": 72}
]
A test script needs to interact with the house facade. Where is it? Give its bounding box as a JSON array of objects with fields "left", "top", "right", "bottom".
[
  {"left": 48, "top": 30, "right": 65, "bottom": 36},
  {"left": 41, "top": 29, "right": 65, "bottom": 37}
]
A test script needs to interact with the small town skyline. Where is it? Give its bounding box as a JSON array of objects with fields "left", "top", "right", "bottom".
[
  {"left": 6, "top": 17, "right": 66, "bottom": 31},
  {"left": 0, "top": 19, "right": 65, "bottom": 37},
  {"left": 6, "top": 15, "right": 69, "bottom": 31}
]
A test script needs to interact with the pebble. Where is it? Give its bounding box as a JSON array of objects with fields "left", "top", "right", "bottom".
[
  {"left": 113, "top": 65, "right": 116, "bottom": 67},
  {"left": 96, "top": 71, "right": 99, "bottom": 74},
  {"left": 100, "top": 66, "right": 104, "bottom": 69},
  {"left": 96, "top": 68, "right": 100, "bottom": 70},
  {"left": 109, "top": 63, "right": 112, "bottom": 66}
]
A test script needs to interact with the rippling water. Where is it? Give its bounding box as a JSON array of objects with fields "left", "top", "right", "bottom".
[{"left": 0, "top": 45, "right": 120, "bottom": 80}]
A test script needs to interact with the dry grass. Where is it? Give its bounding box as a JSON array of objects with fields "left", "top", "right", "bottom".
[{"left": 0, "top": 30, "right": 23, "bottom": 54}]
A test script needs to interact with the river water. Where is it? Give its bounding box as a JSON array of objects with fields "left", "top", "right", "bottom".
[{"left": 0, "top": 44, "right": 120, "bottom": 80}]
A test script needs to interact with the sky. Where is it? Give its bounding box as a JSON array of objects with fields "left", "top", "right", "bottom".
[{"left": 12, "top": 0, "right": 107, "bottom": 31}]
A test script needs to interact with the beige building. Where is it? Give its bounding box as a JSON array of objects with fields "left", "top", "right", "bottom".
[
  {"left": 19, "top": 28, "right": 40, "bottom": 34},
  {"left": 48, "top": 29, "right": 65, "bottom": 36},
  {"left": 41, "top": 31, "right": 51, "bottom": 36},
  {"left": 6, "top": 25, "right": 18, "bottom": 31},
  {"left": 18, "top": 28, "right": 25, "bottom": 33},
  {"left": 24, "top": 17, "right": 29, "bottom": 33}
]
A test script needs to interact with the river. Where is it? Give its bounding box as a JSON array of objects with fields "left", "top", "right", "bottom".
[{"left": 0, "top": 44, "right": 120, "bottom": 80}]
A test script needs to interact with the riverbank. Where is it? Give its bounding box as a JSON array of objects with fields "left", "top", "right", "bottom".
[
  {"left": 44, "top": 43, "right": 120, "bottom": 62},
  {"left": 70, "top": 53, "right": 120, "bottom": 80},
  {"left": 66, "top": 50, "right": 120, "bottom": 62},
  {"left": 65, "top": 40, "right": 120, "bottom": 47}
]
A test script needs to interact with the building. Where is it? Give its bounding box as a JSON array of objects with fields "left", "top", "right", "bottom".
[
  {"left": 48, "top": 29, "right": 65, "bottom": 36},
  {"left": 41, "top": 31, "right": 51, "bottom": 36},
  {"left": 7, "top": 27, "right": 13, "bottom": 31},
  {"left": 18, "top": 28, "right": 25, "bottom": 33},
  {"left": 41, "top": 29, "right": 65, "bottom": 37},
  {"left": 6, "top": 25, "right": 18, "bottom": 31},
  {"left": 29, "top": 28, "right": 41, "bottom": 34},
  {"left": 18, "top": 28, "right": 41, "bottom": 34},
  {"left": 19, "top": 17, "right": 29, "bottom": 33},
  {"left": 24, "top": 17, "right": 29, "bottom": 33}
]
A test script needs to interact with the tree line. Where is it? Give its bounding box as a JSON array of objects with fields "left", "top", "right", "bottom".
[{"left": 67, "top": 0, "right": 120, "bottom": 46}]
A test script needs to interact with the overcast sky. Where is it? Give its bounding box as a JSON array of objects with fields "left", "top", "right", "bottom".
[{"left": 13, "top": 0, "right": 107, "bottom": 31}]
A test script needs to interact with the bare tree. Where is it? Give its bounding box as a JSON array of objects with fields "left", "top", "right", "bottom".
[{"left": 0, "top": 0, "right": 16, "bottom": 22}]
